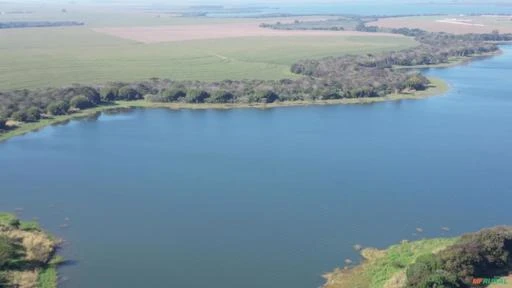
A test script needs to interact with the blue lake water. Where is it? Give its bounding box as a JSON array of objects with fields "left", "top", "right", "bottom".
[{"left": 1, "top": 47, "right": 512, "bottom": 288}]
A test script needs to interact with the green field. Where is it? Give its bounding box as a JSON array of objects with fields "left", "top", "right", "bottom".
[{"left": 0, "top": 26, "right": 417, "bottom": 90}]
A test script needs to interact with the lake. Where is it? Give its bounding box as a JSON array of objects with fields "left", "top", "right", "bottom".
[{"left": 1, "top": 47, "right": 512, "bottom": 288}]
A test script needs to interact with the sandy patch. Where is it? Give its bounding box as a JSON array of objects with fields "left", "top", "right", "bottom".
[
  {"left": 436, "top": 18, "right": 485, "bottom": 27},
  {"left": 93, "top": 22, "right": 403, "bottom": 44}
]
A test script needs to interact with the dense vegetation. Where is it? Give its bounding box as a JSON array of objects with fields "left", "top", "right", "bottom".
[
  {"left": 0, "top": 213, "right": 59, "bottom": 288},
  {"left": 0, "top": 21, "right": 84, "bottom": 29},
  {"left": 405, "top": 226, "right": 512, "bottom": 287}
]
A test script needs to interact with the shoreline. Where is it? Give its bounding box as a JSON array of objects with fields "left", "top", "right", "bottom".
[
  {"left": 0, "top": 77, "right": 448, "bottom": 143},
  {"left": 393, "top": 50, "right": 503, "bottom": 69}
]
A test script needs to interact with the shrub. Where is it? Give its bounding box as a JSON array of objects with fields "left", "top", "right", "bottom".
[
  {"left": 46, "top": 101, "right": 69, "bottom": 115},
  {"left": 70, "top": 95, "right": 94, "bottom": 109}
]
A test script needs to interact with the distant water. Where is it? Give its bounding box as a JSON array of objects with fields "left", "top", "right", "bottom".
[
  {"left": 1, "top": 48, "right": 512, "bottom": 288},
  {"left": 208, "top": 2, "right": 512, "bottom": 17}
]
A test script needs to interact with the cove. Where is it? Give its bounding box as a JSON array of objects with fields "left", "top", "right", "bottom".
[{"left": 1, "top": 46, "right": 512, "bottom": 288}]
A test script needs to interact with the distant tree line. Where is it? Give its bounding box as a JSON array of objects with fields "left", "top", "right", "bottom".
[
  {"left": 405, "top": 226, "right": 512, "bottom": 287},
  {"left": 0, "top": 21, "right": 84, "bottom": 29}
]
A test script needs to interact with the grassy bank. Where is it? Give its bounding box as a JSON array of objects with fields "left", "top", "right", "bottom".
[
  {"left": 324, "top": 226, "right": 512, "bottom": 288},
  {"left": 0, "top": 213, "right": 60, "bottom": 288},
  {"left": 323, "top": 237, "right": 458, "bottom": 288},
  {"left": 0, "top": 77, "right": 447, "bottom": 143}
]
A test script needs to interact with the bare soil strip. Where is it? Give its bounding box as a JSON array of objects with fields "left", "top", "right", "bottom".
[{"left": 93, "top": 22, "right": 404, "bottom": 44}]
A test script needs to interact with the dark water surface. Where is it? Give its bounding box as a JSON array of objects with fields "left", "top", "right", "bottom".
[{"left": 1, "top": 47, "right": 512, "bottom": 288}]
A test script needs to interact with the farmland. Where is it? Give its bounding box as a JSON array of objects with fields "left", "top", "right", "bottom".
[
  {"left": 0, "top": 24, "right": 416, "bottom": 90},
  {"left": 370, "top": 15, "right": 512, "bottom": 34}
]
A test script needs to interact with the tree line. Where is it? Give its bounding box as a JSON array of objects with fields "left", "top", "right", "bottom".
[{"left": 0, "top": 28, "right": 505, "bottom": 132}]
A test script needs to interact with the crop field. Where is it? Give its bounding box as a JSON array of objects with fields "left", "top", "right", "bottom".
[
  {"left": 370, "top": 15, "right": 512, "bottom": 34},
  {"left": 0, "top": 25, "right": 416, "bottom": 90},
  {"left": 0, "top": 4, "right": 417, "bottom": 90}
]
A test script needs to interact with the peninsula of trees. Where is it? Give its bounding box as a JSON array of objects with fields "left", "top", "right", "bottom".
[{"left": 0, "top": 24, "right": 505, "bottom": 136}]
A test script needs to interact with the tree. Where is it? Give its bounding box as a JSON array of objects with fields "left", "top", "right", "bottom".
[
  {"left": 76, "top": 87, "right": 101, "bottom": 105},
  {"left": 160, "top": 89, "right": 186, "bottom": 102},
  {"left": 0, "top": 118, "right": 6, "bottom": 130},
  {"left": 46, "top": 101, "right": 69, "bottom": 116},
  {"left": 252, "top": 90, "right": 279, "bottom": 103},
  {"left": 70, "top": 95, "right": 94, "bottom": 109},
  {"left": 100, "top": 86, "right": 119, "bottom": 102},
  {"left": 26, "top": 107, "right": 41, "bottom": 122},
  {"left": 11, "top": 111, "right": 28, "bottom": 122},
  {"left": 0, "top": 236, "right": 15, "bottom": 268},
  {"left": 208, "top": 90, "right": 234, "bottom": 103},
  {"left": 118, "top": 87, "right": 142, "bottom": 100},
  {"left": 185, "top": 90, "right": 210, "bottom": 103}
]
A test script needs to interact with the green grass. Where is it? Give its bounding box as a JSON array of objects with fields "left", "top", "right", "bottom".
[
  {"left": 0, "top": 26, "right": 417, "bottom": 90},
  {"left": 19, "top": 220, "right": 41, "bottom": 231},
  {"left": 38, "top": 265, "right": 58, "bottom": 288},
  {"left": 0, "top": 213, "right": 18, "bottom": 227},
  {"left": 364, "top": 237, "right": 458, "bottom": 288}
]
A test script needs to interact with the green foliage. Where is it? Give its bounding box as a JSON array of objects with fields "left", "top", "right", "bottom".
[
  {"left": 440, "top": 227, "right": 512, "bottom": 281},
  {"left": 404, "top": 227, "right": 512, "bottom": 288},
  {"left": 0, "top": 271, "right": 8, "bottom": 287},
  {"left": 75, "top": 86, "right": 101, "bottom": 105},
  {"left": 160, "top": 88, "right": 186, "bottom": 102},
  {"left": 100, "top": 86, "right": 119, "bottom": 102},
  {"left": 19, "top": 220, "right": 40, "bottom": 232},
  {"left": 0, "top": 214, "right": 19, "bottom": 228},
  {"left": 11, "top": 111, "right": 28, "bottom": 122},
  {"left": 26, "top": 107, "right": 41, "bottom": 122},
  {"left": 118, "top": 87, "right": 142, "bottom": 100},
  {"left": 251, "top": 90, "right": 279, "bottom": 103},
  {"left": 38, "top": 265, "right": 57, "bottom": 288},
  {"left": 46, "top": 101, "right": 69, "bottom": 116},
  {"left": 406, "top": 75, "right": 429, "bottom": 90},
  {"left": 70, "top": 95, "right": 94, "bottom": 110},
  {"left": 185, "top": 90, "right": 210, "bottom": 103},
  {"left": 365, "top": 238, "right": 458, "bottom": 288},
  {"left": 208, "top": 90, "right": 234, "bottom": 103},
  {"left": 0, "top": 236, "right": 15, "bottom": 268},
  {"left": 406, "top": 253, "right": 459, "bottom": 288}
]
